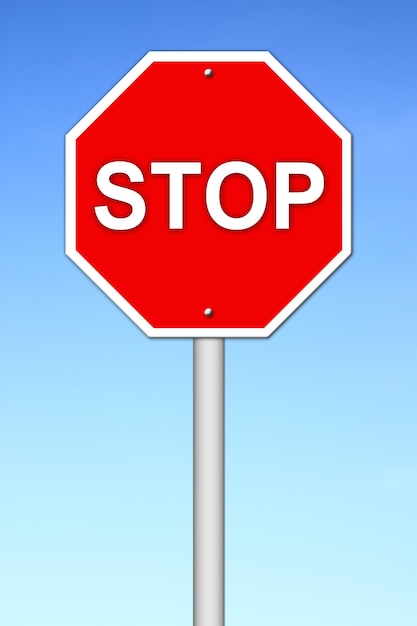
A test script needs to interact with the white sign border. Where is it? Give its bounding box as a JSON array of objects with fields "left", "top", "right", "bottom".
[{"left": 66, "top": 50, "right": 352, "bottom": 338}]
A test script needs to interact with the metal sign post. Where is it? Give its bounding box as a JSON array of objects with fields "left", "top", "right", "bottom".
[{"left": 193, "top": 338, "right": 225, "bottom": 626}]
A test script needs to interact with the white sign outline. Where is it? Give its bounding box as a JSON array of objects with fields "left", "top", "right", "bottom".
[{"left": 66, "top": 50, "right": 352, "bottom": 338}]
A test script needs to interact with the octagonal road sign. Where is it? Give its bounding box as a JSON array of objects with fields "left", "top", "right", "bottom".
[{"left": 65, "top": 51, "right": 351, "bottom": 338}]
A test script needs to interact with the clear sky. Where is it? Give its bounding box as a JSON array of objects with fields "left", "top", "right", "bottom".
[{"left": 1, "top": 1, "right": 416, "bottom": 625}]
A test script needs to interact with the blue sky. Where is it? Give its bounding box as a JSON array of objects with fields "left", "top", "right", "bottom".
[{"left": 1, "top": 1, "right": 416, "bottom": 625}]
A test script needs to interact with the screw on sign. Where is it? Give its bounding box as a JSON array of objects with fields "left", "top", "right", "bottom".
[{"left": 66, "top": 51, "right": 351, "bottom": 626}]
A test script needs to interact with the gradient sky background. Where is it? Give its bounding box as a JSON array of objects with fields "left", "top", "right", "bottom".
[{"left": 1, "top": 1, "right": 416, "bottom": 625}]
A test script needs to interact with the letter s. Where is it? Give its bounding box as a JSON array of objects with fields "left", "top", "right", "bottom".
[{"left": 94, "top": 161, "right": 146, "bottom": 230}]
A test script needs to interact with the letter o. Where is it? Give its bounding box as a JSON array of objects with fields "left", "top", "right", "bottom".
[{"left": 206, "top": 161, "right": 267, "bottom": 230}]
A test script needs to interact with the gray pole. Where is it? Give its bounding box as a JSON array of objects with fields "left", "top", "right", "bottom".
[{"left": 193, "top": 338, "right": 225, "bottom": 626}]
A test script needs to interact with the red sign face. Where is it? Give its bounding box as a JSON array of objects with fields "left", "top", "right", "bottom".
[{"left": 66, "top": 51, "right": 351, "bottom": 337}]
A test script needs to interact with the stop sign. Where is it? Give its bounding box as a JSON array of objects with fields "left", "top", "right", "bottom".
[{"left": 66, "top": 51, "right": 351, "bottom": 337}]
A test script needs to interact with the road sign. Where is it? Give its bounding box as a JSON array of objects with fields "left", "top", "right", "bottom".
[
  {"left": 66, "top": 50, "right": 351, "bottom": 338},
  {"left": 66, "top": 51, "right": 352, "bottom": 626}
]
